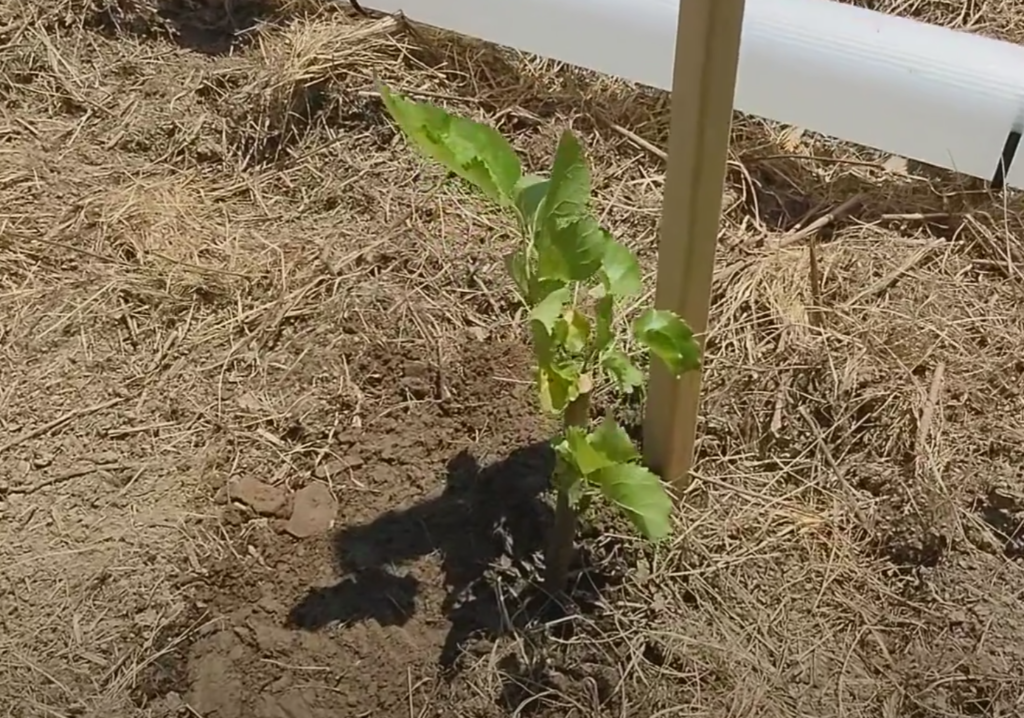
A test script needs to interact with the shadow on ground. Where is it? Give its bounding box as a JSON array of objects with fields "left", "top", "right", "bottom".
[
  {"left": 90, "top": 0, "right": 312, "bottom": 54},
  {"left": 288, "top": 442, "right": 575, "bottom": 671}
]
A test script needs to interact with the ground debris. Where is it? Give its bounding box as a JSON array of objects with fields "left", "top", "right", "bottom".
[
  {"left": 284, "top": 482, "right": 337, "bottom": 538},
  {"left": 227, "top": 476, "right": 291, "bottom": 518}
]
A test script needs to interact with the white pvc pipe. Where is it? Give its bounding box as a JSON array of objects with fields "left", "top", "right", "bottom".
[{"left": 364, "top": 0, "right": 1024, "bottom": 189}]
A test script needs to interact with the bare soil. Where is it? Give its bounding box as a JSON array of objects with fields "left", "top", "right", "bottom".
[{"left": 4, "top": 1, "right": 1024, "bottom": 717}]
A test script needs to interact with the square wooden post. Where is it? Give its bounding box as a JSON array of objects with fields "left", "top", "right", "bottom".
[{"left": 642, "top": 0, "right": 746, "bottom": 489}]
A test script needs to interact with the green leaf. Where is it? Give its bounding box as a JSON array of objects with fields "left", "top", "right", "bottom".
[
  {"left": 536, "top": 361, "right": 578, "bottom": 414},
  {"left": 536, "top": 215, "right": 608, "bottom": 283},
  {"left": 540, "top": 130, "right": 590, "bottom": 230},
  {"left": 589, "top": 416, "right": 639, "bottom": 464},
  {"left": 565, "top": 426, "right": 616, "bottom": 475},
  {"left": 601, "top": 349, "right": 644, "bottom": 391},
  {"left": 515, "top": 174, "right": 549, "bottom": 229},
  {"left": 527, "top": 276, "right": 567, "bottom": 308},
  {"left": 531, "top": 131, "right": 606, "bottom": 283},
  {"left": 592, "top": 463, "right": 672, "bottom": 541},
  {"left": 601, "top": 239, "right": 642, "bottom": 297},
  {"left": 530, "top": 288, "right": 571, "bottom": 333},
  {"left": 379, "top": 83, "right": 521, "bottom": 204},
  {"left": 562, "top": 308, "right": 590, "bottom": 355},
  {"left": 593, "top": 295, "right": 614, "bottom": 354},
  {"left": 633, "top": 309, "right": 701, "bottom": 377},
  {"left": 530, "top": 319, "right": 554, "bottom": 364}
]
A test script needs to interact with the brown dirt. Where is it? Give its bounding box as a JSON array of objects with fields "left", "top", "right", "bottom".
[{"left": 5, "top": 1, "right": 1024, "bottom": 717}]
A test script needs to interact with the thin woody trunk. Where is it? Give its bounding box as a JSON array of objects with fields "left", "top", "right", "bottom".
[{"left": 544, "top": 392, "right": 590, "bottom": 596}]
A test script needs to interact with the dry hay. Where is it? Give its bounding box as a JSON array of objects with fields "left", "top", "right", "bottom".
[{"left": 2, "top": 1, "right": 1024, "bottom": 717}]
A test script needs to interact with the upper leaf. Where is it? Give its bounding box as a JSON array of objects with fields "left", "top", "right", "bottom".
[
  {"left": 536, "top": 361, "right": 579, "bottom": 414},
  {"left": 528, "top": 276, "right": 568, "bottom": 308},
  {"left": 530, "top": 288, "right": 571, "bottom": 334},
  {"left": 564, "top": 427, "right": 617, "bottom": 476},
  {"left": 600, "top": 239, "right": 642, "bottom": 297},
  {"left": 515, "top": 174, "right": 550, "bottom": 230},
  {"left": 379, "top": 83, "right": 521, "bottom": 204},
  {"left": 633, "top": 309, "right": 701, "bottom": 377},
  {"left": 536, "top": 215, "right": 608, "bottom": 283},
  {"left": 589, "top": 416, "right": 639, "bottom": 464},
  {"left": 561, "top": 308, "right": 591, "bottom": 355},
  {"left": 592, "top": 463, "right": 673, "bottom": 541},
  {"left": 593, "top": 295, "right": 614, "bottom": 355},
  {"left": 601, "top": 349, "right": 644, "bottom": 392},
  {"left": 532, "top": 131, "right": 606, "bottom": 283},
  {"left": 530, "top": 319, "right": 554, "bottom": 365},
  {"left": 539, "top": 130, "right": 591, "bottom": 231}
]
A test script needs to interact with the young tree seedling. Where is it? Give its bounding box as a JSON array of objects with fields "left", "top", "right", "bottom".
[{"left": 379, "top": 83, "right": 702, "bottom": 595}]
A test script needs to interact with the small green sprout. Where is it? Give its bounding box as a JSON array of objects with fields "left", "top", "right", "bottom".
[{"left": 379, "top": 83, "right": 701, "bottom": 594}]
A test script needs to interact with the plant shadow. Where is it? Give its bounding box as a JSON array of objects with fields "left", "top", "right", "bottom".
[{"left": 288, "top": 441, "right": 595, "bottom": 671}]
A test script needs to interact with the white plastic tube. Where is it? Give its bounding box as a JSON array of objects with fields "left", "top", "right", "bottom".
[{"left": 364, "top": 0, "right": 1024, "bottom": 189}]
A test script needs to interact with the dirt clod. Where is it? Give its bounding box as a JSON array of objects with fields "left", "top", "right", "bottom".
[
  {"left": 228, "top": 476, "right": 291, "bottom": 518},
  {"left": 283, "top": 482, "right": 337, "bottom": 538}
]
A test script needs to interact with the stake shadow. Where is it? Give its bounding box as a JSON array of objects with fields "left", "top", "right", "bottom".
[{"left": 288, "top": 441, "right": 559, "bottom": 669}]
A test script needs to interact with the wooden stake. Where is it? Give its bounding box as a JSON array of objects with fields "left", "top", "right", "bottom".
[{"left": 643, "top": 0, "right": 746, "bottom": 489}]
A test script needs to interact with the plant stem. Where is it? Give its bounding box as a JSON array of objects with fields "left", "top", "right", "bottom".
[{"left": 544, "top": 392, "right": 590, "bottom": 596}]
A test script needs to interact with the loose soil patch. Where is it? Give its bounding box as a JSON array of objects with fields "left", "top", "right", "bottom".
[
  {"left": 5, "top": 1, "right": 1024, "bottom": 717},
  {"left": 128, "top": 339, "right": 675, "bottom": 718}
]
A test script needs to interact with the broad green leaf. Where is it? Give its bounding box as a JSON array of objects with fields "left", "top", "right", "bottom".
[
  {"left": 532, "top": 131, "right": 605, "bottom": 282},
  {"left": 565, "top": 427, "right": 616, "bottom": 475},
  {"left": 589, "top": 416, "right": 639, "bottom": 464},
  {"left": 530, "top": 320, "right": 555, "bottom": 364},
  {"left": 593, "top": 295, "right": 614, "bottom": 353},
  {"left": 562, "top": 308, "right": 591, "bottom": 355},
  {"left": 527, "top": 276, "right": 567, "bottom": 308},
  {"left": 633, "top": 309, "right": 701, "bottom": 377},
  {"left": 601, "top": 238, "right": 642, "bottom": 297},
  {"left": 601, "top": 349, "right": 644, "bottom": 391},
  {"left": 540, "top": 130, "right": 590, "bottom": 230},
  {"left": 515, "top": 174, "right": 549, "bottom": 229},
  {"left": 536, "top": 361, "right": 578, "bottom": 414},
  {"left": 536, "top": 215, "right": 608, "bottom": 283},
  {"left": 379, "top": 83, "right": 521, "bottom": 204},
  {"left": 504, "top": 249, "right": 530, "bottom": 300},
  {"left": 530, "top": 288, "right": 570, "bottom": 333},
  {"left": 592, "top": 463, "right": 673, "bottom": 541}
]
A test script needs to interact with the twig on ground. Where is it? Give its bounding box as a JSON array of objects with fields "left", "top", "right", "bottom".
[
  {"left": 840, "top": 243, "right": 942, "bottom": 309},
  {"left": 774, "top": 194, "right": 865, "bottom": 249},
  {"left": 797, "top": 406, "right": 872, "bottom": 532},
  {"left": 916, "top": 361, "right": 945, "bottom": 457},
  {"left": 0, "top": 398, "right": 126, "bottom": 456},
  {"left": 7, "top": 463, "right": 132, "bottom": 495},
  {"left": 807, "top": 233, "right": 824, "bottom": 328}
]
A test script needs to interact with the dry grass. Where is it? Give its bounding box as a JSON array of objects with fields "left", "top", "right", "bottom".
[{"left": 2, "top": 0, "right": 1024, "bottom": 716}]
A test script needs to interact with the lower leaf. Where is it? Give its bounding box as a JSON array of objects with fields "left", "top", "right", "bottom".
[{"left": 592, "top": 462, "right": 672, "bottom": 541}]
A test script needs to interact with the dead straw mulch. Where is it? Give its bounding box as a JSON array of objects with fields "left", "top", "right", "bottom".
[{"left": 2, "top": 0, "right": 1024, "bottom": 716}]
